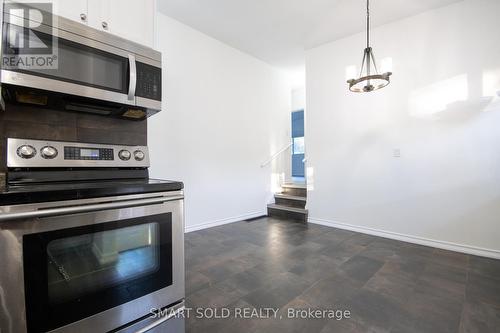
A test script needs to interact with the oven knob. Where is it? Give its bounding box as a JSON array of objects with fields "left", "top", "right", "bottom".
[
  {"left": 17, "top": 145, "right": 36, "bottom": 159},
  {"left": 41, "top": 146, "right": 58, "bottom": 159},
  {"left": 118, "top": 149, "right": 131, "bottom": 161},
  {"left": 134, "top": 150, "right": 145, "bottom": 161}
]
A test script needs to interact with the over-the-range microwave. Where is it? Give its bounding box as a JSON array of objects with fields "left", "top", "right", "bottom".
[{"left": 0, "top": 3, "right": 162, "bottom": 120}]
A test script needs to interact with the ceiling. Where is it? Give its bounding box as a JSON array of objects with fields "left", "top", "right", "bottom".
[{"left": 157, "top": 0, "right": 463, "bottom": 72}]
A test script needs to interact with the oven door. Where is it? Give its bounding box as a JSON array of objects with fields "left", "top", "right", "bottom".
[{"left": 0, "top": 191, "right": 184, "bottom": 333}]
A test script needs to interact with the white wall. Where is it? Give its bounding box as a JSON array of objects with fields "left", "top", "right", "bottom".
[
  {"left": 306, "top": 0, "right": 500, "bottom": 257},
  {"left": 149, "top": 14, "right": 291, "bottom": 232},
  {"left": 292, "top": 87, "right": 306, "bottom": 112}
]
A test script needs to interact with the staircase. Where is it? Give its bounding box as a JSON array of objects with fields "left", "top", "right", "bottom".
[{"left": 267, "top": 183, "right": 308, "bottom": 222}]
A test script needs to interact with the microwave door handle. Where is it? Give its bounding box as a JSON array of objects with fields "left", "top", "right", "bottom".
[{"left": 128, "top": 54, "right": 137, "bottom": 100}]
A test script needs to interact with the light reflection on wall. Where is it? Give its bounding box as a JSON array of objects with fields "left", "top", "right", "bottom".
[
  {"left": 345, "top": 65, "right": 357, "bottom": 81},
  {"left": 306, "top": 167, "right": 314, "bottom": 191},
  {"left": 409, "top": 74, "right": 469, "bottom": 119},
  {"left": 271, "top": 172, "right": 285, "bottom": 193},
  {"left": 380, "top": 57, "right": 393, "bottom": 73},
  {"left": 482, "top": 68, "right": 500, "bottom": 97}
]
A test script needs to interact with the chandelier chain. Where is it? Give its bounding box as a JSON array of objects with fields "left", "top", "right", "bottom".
[{"left": 367, "top": 0, "right": 370, "bottom": 49}]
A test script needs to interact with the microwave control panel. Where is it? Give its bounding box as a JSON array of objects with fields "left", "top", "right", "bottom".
[{"left": 136, "top": 62, "right": 161, "bottom": 101}]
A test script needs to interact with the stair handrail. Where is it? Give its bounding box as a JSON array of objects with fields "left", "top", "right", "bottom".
[{"left": 260, "top": 142, "right": 292, "bottom": 168}]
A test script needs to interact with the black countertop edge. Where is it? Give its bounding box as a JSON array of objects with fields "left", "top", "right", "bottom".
[{"left": 0, "top": 180, "right": 184, "bottom": 206}]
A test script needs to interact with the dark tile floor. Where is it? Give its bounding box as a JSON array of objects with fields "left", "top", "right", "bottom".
[{"left": 185, "top": 217, "right": 500, "bottom": 333}]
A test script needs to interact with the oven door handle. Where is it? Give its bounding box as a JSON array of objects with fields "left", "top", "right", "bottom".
[
  {"left": 0, "top": 195, "right": 183, "bottom": 222},
  {"left": 134, "top": 305, "right": 185, "bottom": 333},
  {"left": 128, "top": 54, "right": 137, "bottom": 101}
]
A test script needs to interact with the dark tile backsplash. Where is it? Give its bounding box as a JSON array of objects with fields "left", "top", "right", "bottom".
[{"left": 0, "top": 103, "right": 147, "bottom": 173}]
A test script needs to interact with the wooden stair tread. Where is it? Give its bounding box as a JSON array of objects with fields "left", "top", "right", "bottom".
[
  {"left": 274, "top": 193, "right": 306, "bottom": 201},
  {"left": 281, "top": 183, "right": 307, "bottom": 189},
  {"left": 267, "top": 204, "right": 308, "bottom": 214}
]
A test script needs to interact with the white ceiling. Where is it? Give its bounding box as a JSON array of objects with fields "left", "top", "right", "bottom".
[{"left": 157, "top": 0, "right": 463, "bottom": 71}]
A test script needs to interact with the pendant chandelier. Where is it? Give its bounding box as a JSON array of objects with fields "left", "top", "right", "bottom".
[{"left": 347, "top": 0, "right": 392, "bottom": 93}]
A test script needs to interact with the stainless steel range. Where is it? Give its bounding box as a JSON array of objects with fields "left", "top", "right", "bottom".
[{"left": 0, "top": 138, "right": 185, "bottom": 333}]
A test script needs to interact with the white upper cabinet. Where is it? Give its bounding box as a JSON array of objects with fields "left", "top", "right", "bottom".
[
  {"left": 88, "top": 0, "right": 155, "bottom": 48},
  {"left": 50, "top": 0, "right": 155, "bottom": 48},
  {"left": 51, "top": 0, "right": 88, "bottom": 25}
]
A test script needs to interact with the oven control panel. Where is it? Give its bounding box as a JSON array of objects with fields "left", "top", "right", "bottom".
[
  {"left": 64, "top": 147, "right": 114, "bottom": 161},
  {"left": 7, "top": 138, "right": 150, "bottom": 168}
]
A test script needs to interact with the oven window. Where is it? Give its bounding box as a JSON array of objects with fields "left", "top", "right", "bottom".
[
  {"left": 47, "top": 223, "right": 160, "bottom": 305},
  {"left": 23, "top": 213, "right": 173, "bottom": 333}
]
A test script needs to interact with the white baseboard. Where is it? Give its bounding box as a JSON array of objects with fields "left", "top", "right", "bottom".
[
  {"left": 185, "top": 211, "right": 266, "bottom": 233},
  {"left": 308, "top": 217, "right": 500, "bottom": 260}
]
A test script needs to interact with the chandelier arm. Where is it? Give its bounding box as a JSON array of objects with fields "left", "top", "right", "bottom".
[{"left": 366, "top": 51, "right": 371, "bottom": 78}]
